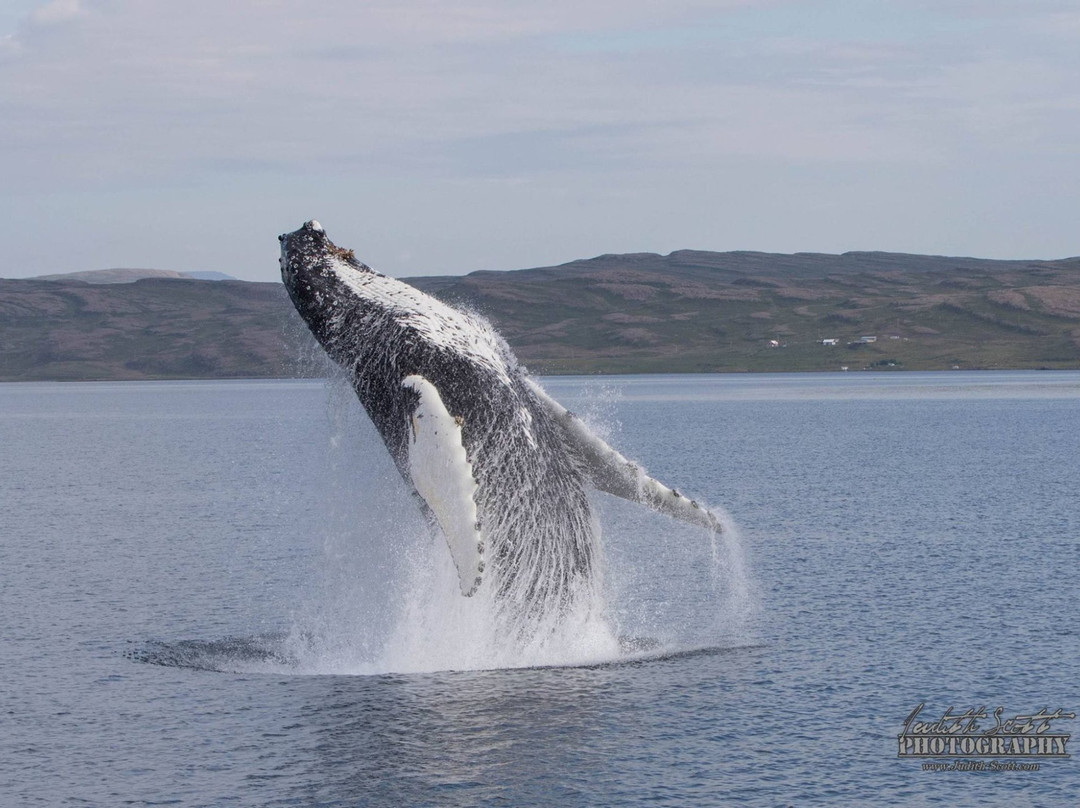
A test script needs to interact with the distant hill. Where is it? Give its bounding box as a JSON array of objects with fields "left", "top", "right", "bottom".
[
  {"left": 31, "top": 268, "right": 237, "bottom": 284},
  {"left": 0, "top": 278, "right": 304, "bottom": 381},
  {"left": 1, "top": 250, "right": 1079, "bottom": 381},
  {"left": 407, "top": 250, "right": 1080, "bottom": 373}
]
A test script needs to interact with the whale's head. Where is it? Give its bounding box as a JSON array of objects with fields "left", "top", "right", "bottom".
[
  {"left": 279, "top": 219, "right": 341, "bottom": 289},
  {"left": 279, "top": 220, "right": 375, "bottom": 352}
]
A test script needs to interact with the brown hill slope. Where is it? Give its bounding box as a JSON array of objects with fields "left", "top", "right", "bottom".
[
  {"left": 2, "top": 250, "right": 1079, "bottom": 380},
  {"left": 0, "top": 278, "right": 308, "bottom": 381},
  {"left": 33, "top": 268, "right": 236, "bottom": 283},
  {"left": 408, "top": 250, "right": 1080, "bottom": 373}
]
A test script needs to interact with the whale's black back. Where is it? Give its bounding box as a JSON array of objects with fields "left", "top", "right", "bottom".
[{"left": 281, "top": 229, "right": 598, "bottom": 632}]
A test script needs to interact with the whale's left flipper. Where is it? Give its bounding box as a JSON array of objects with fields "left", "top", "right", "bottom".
[
  {"left": 526, "top": 379, "right": 723, "bottom": 534},
  {"left": 402, "top": 375, "right": 485, "bottom": 596}
]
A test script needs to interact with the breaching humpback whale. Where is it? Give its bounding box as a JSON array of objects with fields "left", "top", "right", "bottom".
[{"left": 280, "top": 220, "right": 722, "bottom": 628}]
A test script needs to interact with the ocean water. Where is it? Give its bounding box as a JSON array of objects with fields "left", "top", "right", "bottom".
[{"left": 1, "top": 371, "right": 1078, "bottom": 806}]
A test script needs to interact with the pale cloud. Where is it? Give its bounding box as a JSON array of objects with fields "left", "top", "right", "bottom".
[
  {"left": 0, "top": 0, "right": 947, "bottom": 181},
  {"left": 0, "top": 0, "right": 1078, "bottom": 278},
  {"left": 29, "top": 0, "right": 86, "bottom": 26},
  {"left": 0, "top": 35, "right": 22, "bottom": 59},
  {"left": 0, "top": 0, "right": 803, "bottom": 189},
  {"left": 1023, "top": 9, "right": 1080, "bottom": 39}
]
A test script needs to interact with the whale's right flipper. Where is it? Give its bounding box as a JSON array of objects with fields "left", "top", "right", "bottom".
[
  {"left": 526, "top": 379, "right": 723, "bottom": 533},
  {"left": 402, "top": 374, "right": 485, "bottom": 596}
]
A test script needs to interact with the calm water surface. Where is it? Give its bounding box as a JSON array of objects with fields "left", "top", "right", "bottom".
[{"left": 1, "top": 372, "right": 1078, "bottom": 806}]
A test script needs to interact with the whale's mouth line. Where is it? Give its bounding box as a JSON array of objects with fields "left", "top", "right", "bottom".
[{"left": 124, "top": 634, "right": 764, "bottom": 677}]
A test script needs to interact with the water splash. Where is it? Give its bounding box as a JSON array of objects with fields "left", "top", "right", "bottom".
[
  {"left": 129, "top": 377, "right": 756, "bottom": 676},
  {"left": 271, "top": 377, "right": 756, "bottom": 675}
]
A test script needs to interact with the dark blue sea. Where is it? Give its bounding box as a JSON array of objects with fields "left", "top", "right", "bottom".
[{"left": 2, "top": 371, "right": 1078, "bottom": 806}]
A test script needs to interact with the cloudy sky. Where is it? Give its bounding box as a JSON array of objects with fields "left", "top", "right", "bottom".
[{"left": 1, "top": 0, "right": 1078, "bottom": 281}]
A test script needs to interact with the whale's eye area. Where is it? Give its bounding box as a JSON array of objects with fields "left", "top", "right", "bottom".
[{"left": 278, "top": 235, "right": 284, "bottom": 243}]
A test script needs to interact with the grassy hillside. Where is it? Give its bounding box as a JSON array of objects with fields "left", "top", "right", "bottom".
[
  {"left": 411, "top": 251, "right": 1080, "bottom": 373},
  {"left": 2, "top": 250, "right": 1079, "bottom": 380},
  {"left": 0, "top": 278, "right": 309, "bottom": 381}
]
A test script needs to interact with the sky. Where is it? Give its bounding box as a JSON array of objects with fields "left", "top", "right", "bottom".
[{"left": 1, "top": 0, "right": 1078, "bottom": 281}]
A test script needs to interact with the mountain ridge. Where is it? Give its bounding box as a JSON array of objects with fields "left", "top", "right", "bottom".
[
  {"left": 24, "top": 268, "right": 237, "bottom": 284},
  {"left": 2, "top": 249, "right": 1079, "bottom": 380}
]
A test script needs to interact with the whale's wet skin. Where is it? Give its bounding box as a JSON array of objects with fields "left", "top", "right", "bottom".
[{"left": 264, "top": 220, "right": 748, "bottom": 670}]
